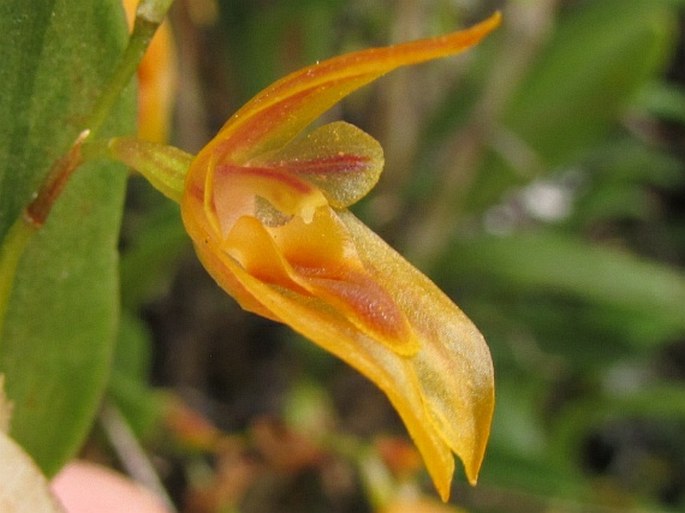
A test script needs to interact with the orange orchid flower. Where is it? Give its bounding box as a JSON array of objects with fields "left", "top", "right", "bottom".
[{"left": 115, "top": 12, "right": 500, "bottom": 501}]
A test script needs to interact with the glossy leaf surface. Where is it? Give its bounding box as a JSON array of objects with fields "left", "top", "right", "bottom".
[{"left": 0, "top": 0, "right": 134, "bottom": 475}]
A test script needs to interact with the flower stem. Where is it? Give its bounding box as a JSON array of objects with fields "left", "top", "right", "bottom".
[{"left": 106, "top": 137, "right": 192, "bottom": 203}]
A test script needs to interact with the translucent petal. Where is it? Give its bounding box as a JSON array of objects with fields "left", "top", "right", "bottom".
[
  {"left": 193, "top": 12, "right": 501, "bottom": 164},
  {"left": 222, "top": 208, "right": 419, "bottom": 356},
  {"left": 339, "top": 211, "right": 494, "bottom": 488},
  {"left": 251, "top": 121, "right": 384, "bottom": 208},
  {"left": 185, "top": 208, "right": 493, "bottom": 500},
  {"left": 211, "top": 163, "right": 327, "bottom": 233}
]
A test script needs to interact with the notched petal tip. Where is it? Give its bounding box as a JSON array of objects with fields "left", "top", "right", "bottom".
[{"left": 339, "top": 212, "right": 494, "bottom": 501}]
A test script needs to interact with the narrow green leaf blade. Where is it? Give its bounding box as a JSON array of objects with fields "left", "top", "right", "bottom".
[
  {"left": 505, "top": 0, "right": 676, "bottom": 164},
  {"left": 468, "top": 0, "right": 677, "bottom": 208},
  {"left": 448, "top": 231, "right": 685, "bottom": 341}
]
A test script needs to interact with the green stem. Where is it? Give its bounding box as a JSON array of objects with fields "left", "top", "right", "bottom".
[
  {"left": 0, "top": 0, "right": 174, "bottom": 338},
  {"left": 87, "top": 0, "right": 174, "bottom": 139}
]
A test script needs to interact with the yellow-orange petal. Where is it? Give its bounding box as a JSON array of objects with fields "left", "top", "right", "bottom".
[
  {"left": 211, "top": 163, "right": 327, "bottom": 233},
  {"left": 339, "top": 211, "right": 493, "bottom": 495},
  {"left": 250, "top": 121, "right": 385, "bottom": 209},
  {"left": 222, "top": 208, "right": 419, "bottom": 356},
  {"left": 185, "top": 208, "right": 493, "bottom": 500},
  {"left": 195, "top": 12, "right": 501, "bottom": 164}
]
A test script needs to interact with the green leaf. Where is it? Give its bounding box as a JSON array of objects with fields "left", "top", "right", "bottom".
[
  {"left": 0, "top": 0, "right": 134, "bottom": 475},
  {"left": 507, "top": 0, "right": 674, "bottom": 162},
  {"left": 469, "top": 0, "right": 677, "bottom": 208},
  {"left": 446, "top": 231, "right": 685, "bottom": 343}
]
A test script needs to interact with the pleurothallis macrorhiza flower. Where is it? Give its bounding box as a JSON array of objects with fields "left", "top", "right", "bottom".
[{"left": 180, "top": 13, "right": 500, "bottom": 501}]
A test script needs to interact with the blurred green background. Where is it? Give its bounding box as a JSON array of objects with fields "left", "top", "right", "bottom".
[{"left": 114, "top": 0, "right": 685, "bottom": 511}]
